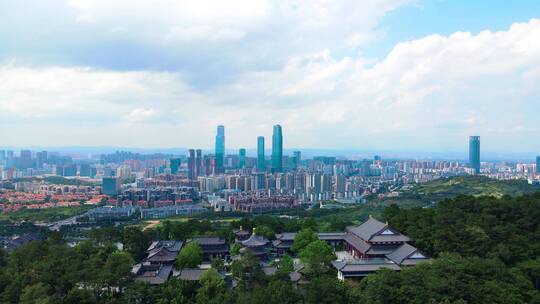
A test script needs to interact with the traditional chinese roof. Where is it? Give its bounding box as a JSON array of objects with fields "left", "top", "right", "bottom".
[
  {"left": 241, "top": 234, "right": 269, "bottom": 248},
  {"left": 346, "top": 217, "right": 409, "bottom": 243},
  {"left": 343, "top": 233, "right": 371, "bottom": 254},
  {"left": 275, "top": 232, "right": 296, "bottom": 241},
  {"left": 191, "top": 237, "right": 226, "bottom": 246},
  {"left": 332, "top": 259, "right": 400, "bottom": 274},
  {"left": 386, "top": 243, "right": 428, "bottom": 265},
  {"left": 132, "top": 263, "right": 173, "bottom": 285},
  {"left": 346, "top": 217, "right": 387, "bottom": 241},
  {"left": 174, "top": 268, "right": 226, "bottom": 281}
]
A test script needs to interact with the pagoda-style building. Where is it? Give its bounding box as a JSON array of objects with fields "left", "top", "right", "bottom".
[
  {"left": 233, "top": 226, "right": 251, "bottom": 242},
  {"left": 333, "top": 216, "right": 429, "bottom": 280},
  {"left": 240, "top": 228, "right": 270, "bottom": 258}
]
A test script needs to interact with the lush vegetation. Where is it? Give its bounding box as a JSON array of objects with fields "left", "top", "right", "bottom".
[
  {"left": 1, "top": 184, "right": 540, "bottom": 302},
  {"left": 0, "top": 205, "right": 94, "bottom": 222},
  {"left": 377, "top": 175, "right": 540, "bottom": 207}
]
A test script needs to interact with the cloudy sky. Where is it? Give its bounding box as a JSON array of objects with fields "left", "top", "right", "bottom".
[{"left": 1, "top": 0, "right": 540, "bottom": 153}]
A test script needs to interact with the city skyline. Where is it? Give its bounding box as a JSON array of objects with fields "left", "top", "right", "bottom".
[{"left": 1, "top": 1, "right": 540, "bottom": 151}]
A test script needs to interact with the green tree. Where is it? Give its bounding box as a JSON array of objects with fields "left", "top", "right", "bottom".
[
  {"left": 304, "top": 276, "right": 348, "bottom": 304},
  {"left": 230, "top": 243, "right": 241, "bottom": 256},
  {"left": 122, "top": 226, "right": 152, "bottom": 261},
  {"left": 277, "top": 254, "right": 294, "bottom": 275},
  {"left": 196, "top": 268, "right": 226, "bottom": 304},
  {"left": 255, "top": 225, "right": 276, "bottom": 240},
  {"left": 102, "top": 251, "right": 135, "bottom": 292},
  {"left": 291, "top": 228, "right": 318, "bottom": 254},
  {"left": 299, "top": 240, "right": 335, "bottom": 276},
  {"left": 176, "top": 241, "right": 202, "bottom": 269},
  {"left": 19, "top": 283, "right": 54, "bottom": 304}
]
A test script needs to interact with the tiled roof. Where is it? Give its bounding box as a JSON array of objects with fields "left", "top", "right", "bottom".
[
  {"left": 191, "top": 237, "right": 226, "bottom": 246},
  {"left": 241, "top": 234, "right": 269, "bottom": 247},
  {"left": 343, "top": 234, "right": 371, "bottom": 254},
  {"left": 346, "top": 217, "right": 387, "bottom": 241},
  {"left": 386, "top": 243, "right": 428, "bottom": 265}
]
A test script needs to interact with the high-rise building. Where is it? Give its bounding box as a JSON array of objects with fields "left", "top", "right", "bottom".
[
  {"left": 19, "top": 150, "right": 32, "bottom": 169},
  {"left": 188, "top": 149, "right": 196, "bottom": 180},
  {"left": 79, "top": 164, "right": 92, "bottom": 177},
  {"left": 536, "top": 156, "right": 540, "bottom": 174},
  {"left": 195, "top": 149, "right": 202, "bottom": 177},
  {"left": 36, "top": 151, "right": 48, "bottom": 168},
  {"left": 215, "top": 125, "right": 225, "bottom": 174},
  {"left": 469, "top": 136, "right": 481, "bottom": 174},
  {"left": 272, "top": 125, "right": 283, "bottom": 173},
  {"left": 239, "top": 148, "right": 246, "bottom": 169},
  {"left": 102, "top": 177, "right": 120, "bottom": 196},
  {"left": 170, "top": 158, "right": 181, "bottom": 175},
  {"left": 257, "top": 136, "right": 265, "bottom": 172},
  {"left": 293, "top": 151, "right": 301, "bottom": 168}
]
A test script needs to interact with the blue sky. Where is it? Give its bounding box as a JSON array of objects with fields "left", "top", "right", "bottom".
[{"left": 1, "top": 0, "right": 540, "bottom": 153}]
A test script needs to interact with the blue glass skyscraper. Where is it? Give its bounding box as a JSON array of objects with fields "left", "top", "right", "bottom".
[
  {"left": 239, "top": 148, "right": 246, "bottom": 169},
  {"left": 536, "top": 156, "right": 540, "bottom": 174},
  {"left": 469, "top": 136, "right": 480, "bottom": 174},
  {"left": 257, "top": 136, "right": 265, "bottom": 172},
  {"left": 215, "top": 125, "right": 225, "bottom": 174},
  {"left": 272, "top": 125, "right": 283, "bottom": 173}
]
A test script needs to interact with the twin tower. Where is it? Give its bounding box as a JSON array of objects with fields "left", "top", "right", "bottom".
[{"left": 215, "top": 125, "right": 283, "bottom": 173}]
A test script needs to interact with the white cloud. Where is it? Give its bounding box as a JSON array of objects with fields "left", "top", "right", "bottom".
[
  {"left": 1, "top": 6, "right": 540, "bottom": 151},
  {"left": 125, "top": 108, "right": 159, "bottom": 122}
]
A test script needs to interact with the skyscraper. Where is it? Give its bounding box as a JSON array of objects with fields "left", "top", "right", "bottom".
[
  {"left": 257, "top": 136, "right": 265, "bottom": 172},
  {"left": 239, "top": 148, "right": 246, "bottom": 169},
  {"left": 469, "top": 136, "right": 481, "bottom": 174},
  {"left": 170, "top": 158, "right": 181, "bottom": 175},
  {"left": 215, "top": 125, "right": 225, "bottom": 174},
  {"left": 293, "top": 151, "right": 301, "bottom": 168},
  {"left": 272, "top": 125, "right": 283, "bottom": 173},
  {"left": 188, "top": 149, "right": 196, "bottom": 180},
  {"left": 536, "top": 156, "right": 540, "bottom": 174},
  {"left": 195, "top": 149, "right": 202, "bottom": 177}
]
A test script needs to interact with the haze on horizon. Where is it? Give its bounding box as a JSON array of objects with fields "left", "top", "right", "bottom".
[{"left": 1, "top": 0, "right": 540, "bottom": 153}]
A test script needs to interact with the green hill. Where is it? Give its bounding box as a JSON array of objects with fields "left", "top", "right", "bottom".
[
  {"left": 415, "top": 175, "right": 539, "bottom": 200},
  {"left": 376, "top": 176, "right": 540, "bottom": 207}
]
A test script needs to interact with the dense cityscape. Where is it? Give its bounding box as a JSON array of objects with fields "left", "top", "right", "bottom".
[{"left": 1, "top": 125, "right": 539, "bottom": 218}]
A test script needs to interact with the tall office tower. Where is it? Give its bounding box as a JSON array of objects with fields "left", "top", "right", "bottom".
[
  {"left": 293, "top": 151, "right": 301, "bottom": 168},
  {"left": 271, "top": 124, "right": 283, "bottom": 173},
  {"left": 536, "top": 156, "right": 540, "bottom": 174},
  {"left": 195, "top": 149, "right": 202, "bottom": 177},
  {"left": 188, "top": 149, "right": 196, "bottom": 180},
  {"left": 20, "top": 150, "right": 32, "bottom": 169},
  {"left": 170, "top": 158, "right": 181, "bottom": 175},
  {"left": 36, "top": 151, "right": 48, "bottom": 168},
  {"left": 79, "top": 164, "right": 92, "bottom": 177},
  {"left": 469, "top": 136, "right": 481, "bottom": 174},
  {"left": 204, "top": 155, "right": 214, "bottom": 176},
  {"left": 215, "top": 125, "right": 225, "bottom": 174},
  {"left": 257, "top": 136, "right": 265, "bottom": 172},
  {"left": 239, "top": 148, "right": 246, "bottom": 169}
]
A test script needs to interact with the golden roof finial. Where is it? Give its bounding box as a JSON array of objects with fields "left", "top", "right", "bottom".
[
  {"left": 369, "top": 214, "right": 372, "bottom": 219},
  {"left": 252, "top": 227, "right": 256, "bottom": 235},
  {"left": 240, "top": 225, "right": 243, "bottom": 231}
]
